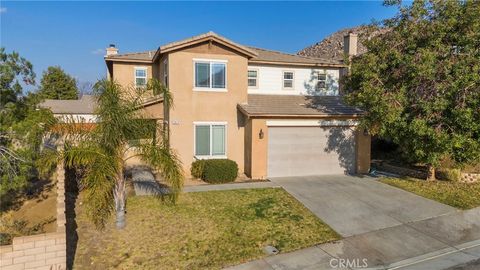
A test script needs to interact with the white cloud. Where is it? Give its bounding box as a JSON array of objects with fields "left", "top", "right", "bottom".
[
  {"left": 0, "top": 7, "right": 7, "bottom": 14},
  {"left": 91, "top": 48, "right": 104, "bottom": 55}
]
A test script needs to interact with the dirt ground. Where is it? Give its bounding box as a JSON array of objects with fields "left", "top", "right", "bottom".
[{"left": 0, "top": 179, "right": 57, "bottom": 245}]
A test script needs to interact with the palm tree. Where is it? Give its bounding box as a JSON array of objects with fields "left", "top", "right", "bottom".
[{"left": 54, "top": 79, "right": 183, "bottom": 229}]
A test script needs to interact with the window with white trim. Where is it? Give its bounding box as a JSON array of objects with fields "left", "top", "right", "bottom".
[
  {"left": 195, "top": 123, "right": 226, "bottom": 157},
  {"left": 194, "top": 61, "right": 226, "bottom": 89},
  {"left": 315, "top": 72, "right": 327, "bottom": 91},
  {"left": 283, "top": 71, "right": 294, "bottom": 89},
  {"left": 248, "top": 69, "right": 258, "bottom": 88},
  {"left": 135, "top": 67, "right": 147, "bottom": 87}
]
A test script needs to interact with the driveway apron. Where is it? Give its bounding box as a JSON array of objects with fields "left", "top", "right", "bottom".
[{"left": 270, "top": 175, "right": 456, "bottom": 237}]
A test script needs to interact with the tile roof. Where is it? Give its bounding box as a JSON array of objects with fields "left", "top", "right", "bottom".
[
  {"left": 38, "top": 95, "right": 163, "bottom": 115},
  {"left": 238, "top": 94, "right": 363, "bottom": 117},
  {"left": 105, "top": 32, "right": 343, "bottom": 66},
  {"left": 38, "top": 95, "right": 97, "bottom": 114},
  {"left": 106, "top": 31, "right": 257, "bottom": 62},
  {"left": 106, "top": 50, "right": 156, "bottom": 61},
  {"left": 248, "top": 47, "right": 343, "bottom": 66}
]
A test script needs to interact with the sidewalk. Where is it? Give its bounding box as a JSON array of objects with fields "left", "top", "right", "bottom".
[
  {"left": 226, "top": 208, "right": 480, "bottom": 270},
  {"left": 183, "top": 181, "right": 279, "bottom": 192},
  {"left": 131, "top": 167, "right": 279, "bottom": 195}
]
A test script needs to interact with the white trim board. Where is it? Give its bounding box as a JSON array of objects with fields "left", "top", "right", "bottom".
[{"left": 266, "top": 120, "right": 359, "bottom": 127}]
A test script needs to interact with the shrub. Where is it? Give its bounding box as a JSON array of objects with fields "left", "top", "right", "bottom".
[
  {"left": 191, "top": 159, "right": 206, "bottom": 179},
  {"left": 437, "top": 168, "right": 461, "bottom": 182},
  {"left": 203, "top": 159, "right": 238, "bottom": 184},
  {"left": 191, "top": 159, "right": 238, "bottom": 183}
]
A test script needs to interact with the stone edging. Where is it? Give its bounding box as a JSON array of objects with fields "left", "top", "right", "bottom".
[
  {"left": 461, "top": 173, "right": 480, "bottom": 183},
  {"left": 374, "top": 161, "right": 480, "bottom": 183}
]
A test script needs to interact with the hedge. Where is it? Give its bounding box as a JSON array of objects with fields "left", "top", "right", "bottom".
[
  {"left": 191, "top": 159, "right": 238, "bottom": 184},
  {"left": 191, "top": 159, "right": 206, "bottom": 179}
]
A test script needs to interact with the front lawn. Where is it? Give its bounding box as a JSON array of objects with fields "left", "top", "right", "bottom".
[
  {"left": 74, "top": 188, "right": 339, "bottom": 269},
  {"left": 380, "top": 177, "right": 480, "bottom": 209}
]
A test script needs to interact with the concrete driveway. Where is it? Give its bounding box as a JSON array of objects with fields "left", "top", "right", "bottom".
[{"left": 270, "top": 175, "right": 456, "bottom": 237}]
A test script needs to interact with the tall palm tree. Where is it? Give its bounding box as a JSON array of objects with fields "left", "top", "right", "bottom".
[{"left": 55, "top": 79, "right": 183, "bottom": 229}]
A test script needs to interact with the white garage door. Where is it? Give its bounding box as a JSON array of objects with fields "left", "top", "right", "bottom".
[{"left": 267, "top": 127, "right": 356, "bottom": 177}]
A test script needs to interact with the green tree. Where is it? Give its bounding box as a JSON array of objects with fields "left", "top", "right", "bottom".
[
  {"left": 344, "top": 0, "right": 480, "bottom": 180},
  {"left": 0, "top": 47, "right": 35, "bottom": 127},
  {"left": 37, "top": 66, "right": 78, "bottom": 100},
  {"left": 0, "top": 48, "right": 55, "bottom": 201},
  {"left": 55, "top": 79, "right": 183, "bottom": 229}
]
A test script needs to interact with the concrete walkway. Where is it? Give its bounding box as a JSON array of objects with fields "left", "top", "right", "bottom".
[
  {"left": 226, "top": 208, "right": 480, "bottom": 270},
  {"left": 270, "top": 175, "right": 455, "bottom": 237},
  {"left": 131, "top": 166, "right": 279, "bottom": 196},
  {"left": 131, "top": 168, "right": 168, "bottom": 195},
  {"left": 184, "top": 181, "right": 279, "bottom": 193}
]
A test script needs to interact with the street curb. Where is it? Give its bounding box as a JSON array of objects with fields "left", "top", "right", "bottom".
[{"left": 386, "top": 239, "right": 480, "bottom": 269}]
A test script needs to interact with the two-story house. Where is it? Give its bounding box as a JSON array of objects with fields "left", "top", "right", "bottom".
[{"left": 80, "top": 32, "right": 370, "bottom": 179}]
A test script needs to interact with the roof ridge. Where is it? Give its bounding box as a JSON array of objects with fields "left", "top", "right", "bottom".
[{"left": 248, "top": 46, "right": 302, "bottom": 58}]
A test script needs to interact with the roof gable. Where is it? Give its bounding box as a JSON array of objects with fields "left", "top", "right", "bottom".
[{"left": 154, "top": 31, "right": 258, "bottom": 60}]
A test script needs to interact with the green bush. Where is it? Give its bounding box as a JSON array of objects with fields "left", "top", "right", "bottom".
[
  {"left": 191, "top": 159, "right": 206, "bottom": 179},
  {"left": 437, "top": 168, "right": 461, "bottom": 182},
  {"left": 203, "top": 159, "right": 238, "bottom": 183},
  {"left": 191, "top": 159, "right": 238, "bottom": 183}
]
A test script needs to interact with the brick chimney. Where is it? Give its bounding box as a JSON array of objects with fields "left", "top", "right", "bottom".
[
  {"left": 343, "top": 32, "right": 358, "bottom": 57},
  {"left": 106, "top": 44, "right": 118, "bottom": 56}
]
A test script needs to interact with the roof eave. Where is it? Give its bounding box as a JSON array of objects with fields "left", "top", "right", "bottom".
[
  {"left": 141, "top": 95, "right": 164, "bottom": 107},
  {"left": 237, "top": 104, "right": 363, "bottom": 119},
  {"left": 104, "top": 57, "right": 153, "bottom": 64}
]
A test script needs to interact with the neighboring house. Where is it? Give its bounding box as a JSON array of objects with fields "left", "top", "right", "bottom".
[
  {"left": 39, "top": 94, "right": 97, "bottom": 123},
  {"left": 43, "top": 31, "right": 371, "bottom": 179}
]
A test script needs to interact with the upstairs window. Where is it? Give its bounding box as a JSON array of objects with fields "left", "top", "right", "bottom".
[
  {"left": 315, "top": 72, "right": 327, "bottom": 91},
  {"left": 248, "top": 69, "right": 258, "bottom": 88},
  {"left": 135, "top": 67, "right": 147, "bottom": 87},
  {"left": 194, "top": 60, "right": 227, "bottom": 90},
  {"left": 283, "top": 71, "right": 294, "bottom": 89}
]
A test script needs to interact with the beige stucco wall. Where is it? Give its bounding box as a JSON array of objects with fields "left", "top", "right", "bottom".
[
  {"left": 111, "top": 62, "right": 158, "bottom": 100},
  {"left": 110, "top": 61, "right": 163, "bottom": 119},
  {"left": 245, "top": 119, "right": 268, "bottom": 179},
  {"left": 112, "top": 62, "right": 154, "bottom": 88},
  {"left": 355, "top": 128, "right": 371, "bottom": 174},
  {"left": 167, "top": 42, "right": 249, "bottom": 177}
]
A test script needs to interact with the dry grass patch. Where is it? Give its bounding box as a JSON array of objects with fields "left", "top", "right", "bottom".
[
  {"left": 380, "top": 177, "right": 480, "bottom": 209},
  {"left": 0, "top": 180, "right": 57, "bottom": 245},
  {"left": 74, "top": 188, "right": 339, "bottom": 269}
]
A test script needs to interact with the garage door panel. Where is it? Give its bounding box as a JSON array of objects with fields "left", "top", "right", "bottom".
[{"left": 267, "top": 127, "right": 356, "bottom": 177}]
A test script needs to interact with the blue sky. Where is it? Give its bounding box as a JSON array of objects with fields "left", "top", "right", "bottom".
[{"left": 1, "top": 1, "right": 398, "bottom": 91}]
